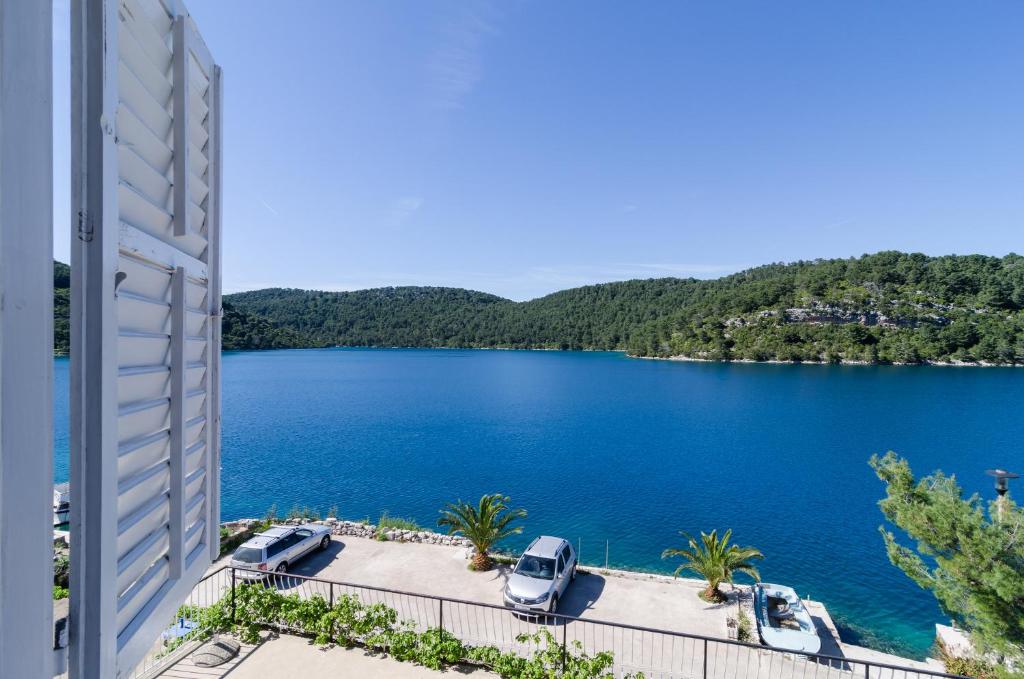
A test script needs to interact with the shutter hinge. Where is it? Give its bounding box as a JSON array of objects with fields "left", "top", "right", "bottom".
[{"left": 77, "top": 210, "right": 93, "bottom": 242}]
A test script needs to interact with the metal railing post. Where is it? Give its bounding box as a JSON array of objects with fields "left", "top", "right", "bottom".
[
  {"left": 438, "top": 599, "right": 444, "bottom": 632},
  {"left": 865, "top": 663, "right": 871, "bottom": 679},
  {"left": 329, "top": 582, "right": 335, "bottom": 644},
  {"left": 231, "top": 567, "right": 237, "bottom": 624},
  {"left": 561, "top": 617, "right": 567, "bottom": 673},
  {"left": 703, "top": 638, "right": 708, "bottom": 679}
]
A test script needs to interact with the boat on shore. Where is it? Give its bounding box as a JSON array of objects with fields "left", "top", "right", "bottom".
[
  {"left": 753, "top": 583, "right": 821, "bottom": 654},
  {"left": 53, "top": 483, "right": 70, "bottom": 527}
]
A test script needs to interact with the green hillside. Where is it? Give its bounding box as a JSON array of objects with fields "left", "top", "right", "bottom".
[
  {"left": 624, "top": 252, "right": 1024, "bottom": 364},
  {"left": 226, "top": 252, "right": 1024, "bottom": 364},
  {"left": 54, "top": 261, "right": 70, "bottom": 355},
  {"left": 53, "top": 252, "right": 1024, "bottom": 364}
]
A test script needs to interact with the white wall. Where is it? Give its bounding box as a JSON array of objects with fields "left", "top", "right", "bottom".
[{"left": 0, "top": 1, "right": 55, "bottom": 677}]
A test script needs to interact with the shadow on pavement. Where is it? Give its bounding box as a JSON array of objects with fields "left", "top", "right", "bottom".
[{"left": 558, "top": 572, "right": 606, "bottom": 618}]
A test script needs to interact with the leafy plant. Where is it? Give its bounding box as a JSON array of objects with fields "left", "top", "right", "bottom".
[
  {"left": 871, "top": 452, "right": 1024, "bottom": 665},
  {"left": 219, "top": 525, "right": 258, "bottom": 556},
  {"left": 327, "top": 505, "right": 339, "bottom": 519},
  {"left": 180, "top": 583, "right": 637, "bottom": 678},
  {"left": 378, "top": 512, "right": 421, "bottom": 533},
  {"left": 936, "top": 640, "right": 1005, "bottom": 679},
  {"left": 53, "top": 585, "right": 69, "bottom": 600},
  {"left": 662, "top": 529, "right": 763, "bottom": 603},
  {"left": 437, "top": 494, "right": 526, "bottom": 571},
  {"left": 286, "top": 505, "right": 320, "bottom": 521},
  {"left": 53, "top": 554, "right": 70, "bottom": 588},
  {"left": 736, "top": 609, "right": 753, "bottom": 643}
]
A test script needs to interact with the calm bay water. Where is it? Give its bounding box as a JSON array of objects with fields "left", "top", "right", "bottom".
[{"left": 53, "top": 349, "right": 1024, "bottom": 658}]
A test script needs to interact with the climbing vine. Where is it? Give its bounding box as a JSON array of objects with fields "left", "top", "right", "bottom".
[{"left": 178, "top": 583, "right": 646, "bottom": 678}]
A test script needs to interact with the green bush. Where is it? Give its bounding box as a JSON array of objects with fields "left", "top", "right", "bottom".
[
  {"left": 286, "top": 505, "right": 321, "bottom": 521},
  {"left": 53, "top": 585, "right": 69, "bottom": 600},
  {"left": 736, "top": 609, "right": 753, "bottom": 643},
  {"left": 182, "top": 583, "right": 645, "bottom": 678},
  {"left": 220, "top": 526, "right": 259, "bottom": 557},
  {"left": 53, "top": 554, "right": 70, "bottom": 588},
  {"left": 377, "top": 512, "right": 421, "bottom": 533}
]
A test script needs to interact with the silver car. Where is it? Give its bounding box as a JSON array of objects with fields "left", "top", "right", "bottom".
[
  {"left": 503, "top": 536, "right": 577, "bottom": 614},
  {"left": 229, "top": 524, "right": 332, "bottom": 579}
]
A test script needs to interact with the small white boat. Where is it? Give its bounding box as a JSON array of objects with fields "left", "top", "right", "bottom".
[
  {"left": 53, "top": 483, "right": 70, "bottom": 527},
  {"left": 753, "top": 583, "right": 821, "bottom": 654}
]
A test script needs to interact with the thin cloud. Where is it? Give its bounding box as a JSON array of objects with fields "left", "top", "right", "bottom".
[
  {"left": 426, "top": 2, "right": 497, "bottom": 111},
  {"left": 391, "top": 196, "right": 424, "bottom": 224},
  {"left": 258, "top": 198, "right": 280, "bottom": 217}
]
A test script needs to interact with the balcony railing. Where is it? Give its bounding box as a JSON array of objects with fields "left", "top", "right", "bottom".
[{"left": 121, "top": 565, "right": 967, "bottom": 679}]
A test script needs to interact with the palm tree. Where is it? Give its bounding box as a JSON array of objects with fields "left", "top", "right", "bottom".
[
  {"left": 662, "top": 529, "right": 763, "bottom": 602},
  {"left": 438, "top": 494, "right": 527, "bottom": 571}
]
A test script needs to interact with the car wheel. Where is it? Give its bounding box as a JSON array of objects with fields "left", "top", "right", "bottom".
[
  {"left": 275, "top": 561, "right": 288, "bottom": 574},
  {"left": 548, "top": 593, "right": 559, "bottom": 622},
  {"left": 571, "top": 565, "right": 577, "bottom": 582},
  {"left": 320, "top": 535, "right": 330, "bottom": 550}
]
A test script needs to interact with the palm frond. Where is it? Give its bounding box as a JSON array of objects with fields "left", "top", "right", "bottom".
[
  {"left": 436, "top": 493, "right": 526, "bottom": 556},
  {"left": 662, "top": 528, "right": 764, "bottom": 595}
]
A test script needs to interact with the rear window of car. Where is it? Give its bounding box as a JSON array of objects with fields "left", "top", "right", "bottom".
[{"left": 233, "top": 546, "right": 263, "bottom": 563}]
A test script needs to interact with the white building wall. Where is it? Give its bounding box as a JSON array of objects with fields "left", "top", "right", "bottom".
[{"left": 0, "top": 1, "right": 55, "bottom": 678}]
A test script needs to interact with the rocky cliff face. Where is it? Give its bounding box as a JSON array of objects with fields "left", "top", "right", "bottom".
[{"left": 725, "top": 301, "right": 954, "bottom": 329}]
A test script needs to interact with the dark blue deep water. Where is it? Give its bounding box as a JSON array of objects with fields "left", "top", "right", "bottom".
[{"left": 53, "top": 349, "right": 1024, "bottom": 659}]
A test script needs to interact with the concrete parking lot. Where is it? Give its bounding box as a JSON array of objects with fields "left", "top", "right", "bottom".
[
  {"left": 215, "top": 533, "right": 734, "bottom": 639},
  {"left": 176, "top": 534, "right": 937, "bottom": 679}
]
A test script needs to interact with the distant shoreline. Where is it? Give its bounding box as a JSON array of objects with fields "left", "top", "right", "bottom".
[
  {"left": 635, "top": 353, "right": 1024, "bottom": 368},
  {"left": 53, "top": 344, "right": 1024, "bottom": 367}
]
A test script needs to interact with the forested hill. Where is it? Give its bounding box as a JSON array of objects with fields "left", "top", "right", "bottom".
[
  {"left": 54, "top": 252, "right": 1024, "bottom": 364},
  {"left": 224, "top": 278, "right": 704, "bottom": 350},
  {"left": 225, "top": 252, "right": 1024, "bottom": 365}
]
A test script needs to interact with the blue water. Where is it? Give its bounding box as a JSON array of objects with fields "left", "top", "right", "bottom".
[{"left": 53, "top": 349, "right": 1024, "bottom": 658}]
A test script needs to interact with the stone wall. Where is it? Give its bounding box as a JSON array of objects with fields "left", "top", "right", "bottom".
[{"left": 224, "top": 517, "right": 474, "bottom": 549}]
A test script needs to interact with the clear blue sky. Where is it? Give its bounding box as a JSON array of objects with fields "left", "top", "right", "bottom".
[{"left": 53, "top": 1, "right": 1023, "bottom": 301}]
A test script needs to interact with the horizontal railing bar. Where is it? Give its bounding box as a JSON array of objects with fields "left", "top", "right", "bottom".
[{"left": 209, "top": 564, "right": 965, "bottom": 679}]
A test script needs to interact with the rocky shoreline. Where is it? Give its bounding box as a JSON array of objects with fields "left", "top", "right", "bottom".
[
  {"left": 223, "top": 517, "right": 475, "bottom": 549},
  {"left": 634, "top": 354, "right": 1023, "bottom": 368}
]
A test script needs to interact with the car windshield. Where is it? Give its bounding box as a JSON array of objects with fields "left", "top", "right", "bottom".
[
  {"left": 515, "top": 555, "right": 556, "bottom": 580},
  {"left": 232, "top": 547, "right": 263, "bottom": 563}
]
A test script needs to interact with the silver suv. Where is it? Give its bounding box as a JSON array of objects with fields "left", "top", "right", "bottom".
[
  {"left": 230, "top": 524, "right": 331, "bottom": 579},
  {"left": 503, "top": 536, "right": 577, "bottom": 614}
]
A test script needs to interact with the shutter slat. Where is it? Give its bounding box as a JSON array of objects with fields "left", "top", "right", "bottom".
[
  {"left": 119, "top": 0, "right": 173, "bottom": 75},
  {"left": 74, "top": 0, "right": 220, "bottom": 671},
  {"left": 116, "top": 557, "right": 170, "bottom": 633},
  {"left": 117, "top": 526, "right": 170, "bottom": 593},
  {"left": 117, "top": 103, "right": 172, "bottom": 175},
  {"left": 117, "top": 14, "right": 172, "bottom": 105}
]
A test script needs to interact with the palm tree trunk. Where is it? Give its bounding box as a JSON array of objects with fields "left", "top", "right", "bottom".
[
  {"left": 471, "top": 550, "right": 492, "bottom": 571},
  {"left": 704, "top": 583, "right": 724, "bottom": 602}
]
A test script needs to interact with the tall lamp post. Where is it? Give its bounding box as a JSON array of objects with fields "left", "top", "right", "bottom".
[{"left": 986, "top": 469, "right": 1019, "bottom": 521}]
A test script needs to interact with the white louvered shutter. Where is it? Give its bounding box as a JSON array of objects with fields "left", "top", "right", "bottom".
[{"left": 71, "top": 0, "right": 222, "bottom": 676}]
